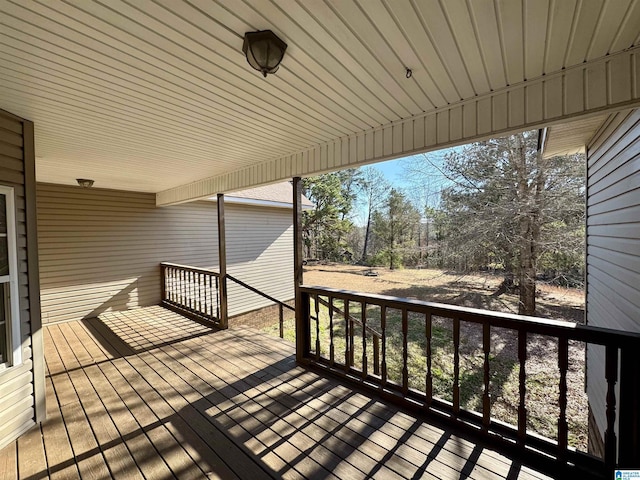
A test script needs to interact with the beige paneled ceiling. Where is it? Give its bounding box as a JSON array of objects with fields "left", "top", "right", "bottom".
[{"left": 1, "top": 0, "right": 639, "bottom": 198}]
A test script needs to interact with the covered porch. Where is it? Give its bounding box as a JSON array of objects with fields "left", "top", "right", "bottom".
[{"left": 0, "top": 306, "right": 550, "bottom": 480}]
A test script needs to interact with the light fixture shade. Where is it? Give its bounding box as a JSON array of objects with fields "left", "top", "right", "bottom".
[
  {"left": 76, "top": 178, "right": 94, "bottom": 188},
  {"left": 242, "top": 30, "right": 287, "bottom": 77}
]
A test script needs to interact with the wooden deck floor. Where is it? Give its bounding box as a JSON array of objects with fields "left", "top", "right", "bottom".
[{"left": 0, "top": 306, "right": 552, "bottom": 479}]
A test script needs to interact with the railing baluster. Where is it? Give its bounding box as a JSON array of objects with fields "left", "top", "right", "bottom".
[
  {"left": 329, "top": 297, "right": 335, "bottom": 365},
  {"left": 208, "top": 273, "right": 213, "bottom": 318},
  {"left": 453, "top": 317, "right": 460, "bottom": 415},
  {"left": 362, "top": 302, "right": 367, "bottom": 378},
  {"left": 315, "top": 294, "right": 320, "bottom": 360},
  {"left": 373, "top": 335, "right": 380, "bottom": 376},
  {"left": 558, "top": 337, "right": 569, "bottom": 455},
  {"left": 198, "top": 272, "right": 202, "bottom": 312},
  {"left": 604, "top": 345, "right": 618, "bottom": 469},
  {"left": 349, "top": 306, "right": 355, "bottom": 367},
  {"left": 279, "top": 303, "right": 284, "bottom": 339},
  {"left": 344, "top": 300, "right": 351, "bottom": 370},
  {"left": 381, "top": 306, "right": 387, "bottom": 385},
  {"left": 181, "top": 269, "right": 186, "bottom": 306},
  {"left": 215, "top": 276, "right": 220, "bottom": 320},
  {"left": 482, "top": 322, "right": 491, "bottom": 431},
  {"left": 518, "top": 329, "right": 527, "bottom": 445},
  {"left": 426, "top": 313, "right": 432, "bottom": 405},
  {"left": 402, "top": 308, "right": 408, "bottom": 395}
]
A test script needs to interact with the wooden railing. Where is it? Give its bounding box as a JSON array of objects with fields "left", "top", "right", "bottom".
[
  {"left": 227, "top": 274, "right": 294, "bottom": 338},
  {"left": 161, "top": 263, "right": 221, "bottom": 326},
  {"left": 298, "top": 285, "right": 640, "bottom": 478}
]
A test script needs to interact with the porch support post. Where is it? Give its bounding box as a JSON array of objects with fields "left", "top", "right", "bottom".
[
  {"left": 293, "top": 177, "right": 307, "bottom": 363},
  {"left": 217, "top": 193, "right": 228, "bottom": 329}
]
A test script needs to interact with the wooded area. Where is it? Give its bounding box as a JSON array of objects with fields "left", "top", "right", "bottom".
[{"left": 302, "top": 131, "right": 585, "bottom": 315}]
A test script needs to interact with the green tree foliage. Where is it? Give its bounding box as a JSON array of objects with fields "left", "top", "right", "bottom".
[
  {"left": 370, "top": 189, "right": 420, "bottom": 269},
  {"left": 302, "top": 170, "right": 358, "bottom": 261},
  {"left": 438, "top": 131, "right": 585, "bottom": 314}
]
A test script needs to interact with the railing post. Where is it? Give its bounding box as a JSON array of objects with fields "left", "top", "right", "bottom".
[
  {"left": 160, "top": 264, "right": 167, "bottom": 302},
  {"left": 217, "top": 193, "right": 228, "bottom": 329},
  {"left": 618, "top": 346, "right": 640, "bottom": 467},
  {"left": 293, "top": 177, "right": 307, "bottom": 363}
]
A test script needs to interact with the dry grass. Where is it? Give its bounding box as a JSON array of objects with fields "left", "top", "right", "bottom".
[{"left": 263, "top": 263, "right": 589, "bottom": 452}]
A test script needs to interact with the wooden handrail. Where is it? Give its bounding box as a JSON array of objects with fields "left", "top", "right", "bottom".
[
  {"left": 227, "top": 274, "right": 294, "bottom": 311},
  {"left": 297, "top": 284, "right": 640, "bottom": 478},
  {"left": 300, "top": 284, "right": 640, "bottom": 348},
  {"left": 161, "top": 262, "right": 221, "bottom": 277}
]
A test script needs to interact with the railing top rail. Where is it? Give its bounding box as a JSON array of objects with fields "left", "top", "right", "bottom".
[
  {"left": 300, "top": 284, "right": 640, "bottom": 348},
  {"left": 227, "top": 274, "right": 295, "bottom": 312},
  {"left": 161, "top": 262, "right": 221, "bottom": 277}
]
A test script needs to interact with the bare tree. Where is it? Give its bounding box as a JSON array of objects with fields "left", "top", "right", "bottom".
[{"left": 358, "top": 167, "right": 390, "bottom": 262}]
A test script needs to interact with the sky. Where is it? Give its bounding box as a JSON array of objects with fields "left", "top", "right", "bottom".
[{"left": 350, "top": 149, "right": 458, "bottom": 226}]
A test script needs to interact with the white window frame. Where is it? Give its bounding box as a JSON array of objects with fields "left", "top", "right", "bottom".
[{"left": 0, "top": 186, "right": 21, "bottom": 369}]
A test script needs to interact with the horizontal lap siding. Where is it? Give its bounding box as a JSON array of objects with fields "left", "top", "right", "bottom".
[
  {"left": 0, "top": 111, "right": 35, "bottom": 450},
  {"left": 37, "top": 185, "right": 294, "bottom": 323},
  {"left": 586, "top": 109, "right": 640, "bottom": 441},
  {"left": 225, "top": 204, "right": 294, "bottom": 318},
  {"left": 37, "top": 184, "right": 218, "bottom": 324}
]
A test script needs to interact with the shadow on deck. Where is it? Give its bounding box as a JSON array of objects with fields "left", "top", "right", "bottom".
[{"left": 0, "top": 306, "right": 551, "bottom": 479}]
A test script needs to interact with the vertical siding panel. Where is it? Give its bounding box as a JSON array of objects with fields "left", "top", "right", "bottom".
[
  {"left": 425, "top": 113, "right": 437, "bottom": 146},
  {"left": 449, "top": 106, "right": 463, "bottom": 141},
  {"left": 586, "top": 62, "right": 608, "bottom": 110},
  {"left": 437, "top": 110, "right": 450, "bottom": 144},
  {"left": 565, "top": 68, "right": 585, "bottom": 115},
  {"left": 477, "top": 97, "right": 492, "bottom": 135},
  {"left": 327, "top": 141, "right": 336, "bottom": 169},
  {"left": 413, "top": 116, "right": 425, "bottom": 149},
  {"left": 526, "top": 83, "right": 544, "bottom": 123},
  {"left": 402, "top": 120, "right": 413, "bottom": 152},
  {"left": 545, "top": 76, "right": 563, "bottom": 119},
  {"left": 463, "top": 102, "right": 477, "bottom": 138},
  {"left": 508, "top": 87, "right": 525, "bottom": 127},
  {"left": 608, "top": 55, "right": 632, "bottom": 105},
  {"left": 374, "top": 129, "right": 383, "bottom": 158},
  {"left": 365, "top": 130, "right": 374, "bottom": 161},
  {"left": 383, "top": 126, "right": 393, "bottom": 156},
  {"left": 392, "top": 123, "right": 403, "bottom": 154},
  {"left": 492, "top": 93, "right": 508, "bottom": 131},
  {"left": 356, "top": 133, "right": 365, "bottom": 163}
]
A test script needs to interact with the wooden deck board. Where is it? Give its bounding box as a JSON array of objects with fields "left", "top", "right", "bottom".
[{"left": 0, "top": 305, "right": 554, "bottom": 479}]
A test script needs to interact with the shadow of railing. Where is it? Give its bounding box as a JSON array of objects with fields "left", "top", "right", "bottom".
[{"left": 39, "top": 306, "right": 542, "bottom": 479}]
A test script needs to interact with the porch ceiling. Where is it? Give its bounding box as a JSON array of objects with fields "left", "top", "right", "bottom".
[{"left": 0, "top": 1, "right": 639, "bottom": 202}]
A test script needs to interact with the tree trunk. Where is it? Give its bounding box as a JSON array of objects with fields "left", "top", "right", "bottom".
[{"left": 362, "top": 209, "right": 371, "bottom": 262}]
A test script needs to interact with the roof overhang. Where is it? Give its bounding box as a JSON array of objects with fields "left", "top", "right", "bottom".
[
  {"left": 541, "top": 114, "right": 611, "bottom": 159},
  {"left": 1, "top": 1, "right": 638, "bottom": 206}
]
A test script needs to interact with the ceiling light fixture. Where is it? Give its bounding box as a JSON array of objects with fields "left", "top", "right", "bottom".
[
  {"left": 242, "top": 30, "right": 287, "bottom": 77},
  {"left": 76, "top": 178, "right": 94, "bottom": 188}
]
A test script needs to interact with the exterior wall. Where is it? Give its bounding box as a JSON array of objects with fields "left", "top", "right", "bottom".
[
  {"left": 225, "top": 203, "right": 294, "bottom": 317},
  {"left": 36, "top": 184, "right": 293, "bottom": 323},
  {"left": 0, "top": 110, "right": 44, "bottom": 450},
  {"left": 586, "top": 108, "right": 640, "bottom": 450}
]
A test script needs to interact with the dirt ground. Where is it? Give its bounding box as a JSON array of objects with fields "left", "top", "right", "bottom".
[
  {"left": 303, "top": 264, "right": 585, "bottom": 322},
  {"left": 296, "top": 263, "right": 589, "bottom": 451}
]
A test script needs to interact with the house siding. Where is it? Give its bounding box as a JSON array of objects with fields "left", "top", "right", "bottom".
[
  {"left": 225, "top": 203, "right": 294, "bottom": 317},
  {"left": 36, "top": 185, "right": 293, "bottom": 323},
  {"left": 0, "top": 110, "right": 43, "bottom": 450},
  {"left": 586, "top": 109, "right": 640, "bottom": 448}
]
